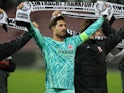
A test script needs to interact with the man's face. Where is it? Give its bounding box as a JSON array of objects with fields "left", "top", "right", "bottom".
[{"left": 52, "top": 20, "right": 67, "bottom": 38}]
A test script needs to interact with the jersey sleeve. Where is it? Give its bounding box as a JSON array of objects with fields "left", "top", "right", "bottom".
[
  {"left": 28, "top": 22, "right": 45, "bottom": 49},
  {"left": 80, "top": 16, "right": 105, "bottom": 42},
  {"left": 0, "top": 32, "right": 31, "bottom": 61}
]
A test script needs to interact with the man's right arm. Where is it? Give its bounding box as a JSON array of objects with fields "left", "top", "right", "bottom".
[
  {"left": 0, "top": 32, "right": 31, "bottom": 61},
  {"left": 27, "top": 22, "right": 44, "bottom": 49}
]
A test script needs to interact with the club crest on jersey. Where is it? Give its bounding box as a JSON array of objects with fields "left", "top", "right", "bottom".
[
  {"left": 97, "top": 46, "right": 103, "bottom": 52},
  {"left": 68, "top": 45, "right": 73, "bottom": 49}
]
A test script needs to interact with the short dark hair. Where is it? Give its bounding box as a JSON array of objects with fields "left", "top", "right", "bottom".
[
  {"left": 49, "top": 16, "right": 65, "bottom": 29},
  {"left": 81, "top": 19, "right": 96, "bottom": 33}
]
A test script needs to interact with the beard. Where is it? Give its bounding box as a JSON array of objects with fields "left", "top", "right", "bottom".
[
  {"left": 56, "top": 33, "right": 66, "bottom": 39},
  {"left": 56, "top": 34, "right": 65, "bottom": 38}
]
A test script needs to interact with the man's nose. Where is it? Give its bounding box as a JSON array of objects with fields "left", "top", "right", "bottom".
[{"left": 63, "top": 26, "right": 66, "bottom": 30}]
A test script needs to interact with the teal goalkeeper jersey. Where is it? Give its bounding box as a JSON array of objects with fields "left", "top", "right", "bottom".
[
  {"left": 42, "top": 36, "right": 82, "bottom": 89},
  {"left": 29, "top": 16, "right": 105, "bottom": 89}
]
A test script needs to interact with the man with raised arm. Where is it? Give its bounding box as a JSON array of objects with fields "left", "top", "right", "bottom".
[{"left": 0, "top": 8, "right": 32, "bottom": 93}]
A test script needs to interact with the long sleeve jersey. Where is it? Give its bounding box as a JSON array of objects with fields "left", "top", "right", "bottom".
[{"left": 28, "top": 16, "right": 105, "bottom": 89}]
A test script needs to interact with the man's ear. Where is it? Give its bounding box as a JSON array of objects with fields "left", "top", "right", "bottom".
[{"left": 51, "top": 26, "right": 54, "bottom": 31}]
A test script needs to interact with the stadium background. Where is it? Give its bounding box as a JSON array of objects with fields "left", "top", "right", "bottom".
[{"left": 0, "top": 0, "right": 124, "bottom": 93}]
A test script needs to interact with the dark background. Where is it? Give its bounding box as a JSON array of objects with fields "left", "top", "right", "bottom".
[{"left": 0, "top": 0, "right": 123, "bottom": 69}]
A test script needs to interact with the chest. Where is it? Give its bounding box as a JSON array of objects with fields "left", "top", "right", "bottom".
[
  {"left": 76, "top": 42, "right": 106, "bottom": 61},
  {"left": 44, "top": 41, "right": 77, "bottom": 57}
]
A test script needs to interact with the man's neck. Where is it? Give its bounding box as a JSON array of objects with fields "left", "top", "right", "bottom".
[{"left": 52, "top": 36, "right": 64, "bottom": 42}]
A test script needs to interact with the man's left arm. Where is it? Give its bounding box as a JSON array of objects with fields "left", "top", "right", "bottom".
[
  {"left": 80, "top": 16, "right": 105, "bottom": 42},
  {"left": 102, "top": 16, "right": 116, "bottom": 36}
]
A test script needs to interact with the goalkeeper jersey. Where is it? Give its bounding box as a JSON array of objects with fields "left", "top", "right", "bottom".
[
  {"left": 28, "top": 16, "right": 105, "bottom": 89},
  {"left": 30, "top": 34, "right": 82, "bottom": 89},
  {"left": 42, "top": 36, "right": 82, "bottom": 89}
]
